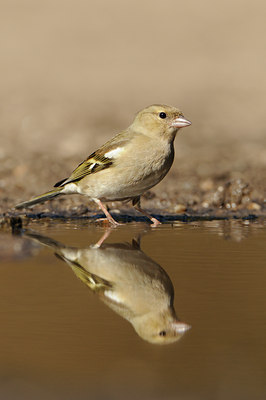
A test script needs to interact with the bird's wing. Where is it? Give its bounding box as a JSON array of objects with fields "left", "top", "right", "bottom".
[
  {"left": 54, "top": 151, "right": 113, "bottom": 187},
  {"left": 70, "top": 261, "right": 112, "bottom": 292},
  {"left": 54, "top": 130, "right": 132, "bottom": 187},
  {"left": 55, "top": 253, "right": 113, "bottom": 292}
]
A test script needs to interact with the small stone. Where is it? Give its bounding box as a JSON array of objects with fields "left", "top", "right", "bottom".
[
  {"left": 241, "top": 195, "right": 251, "bottom": 205},
  {"left": 110, "top": 208, "right": 121, "bottom": 214},
  {"left": 200, "top": 179, "right": 214, "bottom": 191},
  {"left": 174, "top": 204, "right": 187, "bottom": 213},
  {"left": 210, "top": 185, "right": 225, "bottom": 207},
  {"left": 247, "top": 202, "right": 261, "bottom": 211}
]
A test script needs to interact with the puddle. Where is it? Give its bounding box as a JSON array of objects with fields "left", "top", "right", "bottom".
[{"left": 0, "top": 219, "right": 265, "bottom": 399}]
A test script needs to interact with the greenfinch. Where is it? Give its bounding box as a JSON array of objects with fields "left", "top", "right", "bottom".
[{"left": 16, "top": 104, "right": 191, "bottom": 225}]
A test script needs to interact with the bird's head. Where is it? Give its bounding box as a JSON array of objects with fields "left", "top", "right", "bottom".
[
  {"left": 131, "top": 104, "right": 191, "bottom": 141},
  {"left": 132, "top": 308, "right": 191, "bottom": 345}
]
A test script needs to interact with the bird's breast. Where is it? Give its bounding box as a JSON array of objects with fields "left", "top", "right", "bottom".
[{"left": 78, "top": 139, "right": 174, "bottom": 201}]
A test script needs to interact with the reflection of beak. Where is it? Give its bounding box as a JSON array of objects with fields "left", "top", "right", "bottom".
[
  {"left": 172, "top": 321, "right": 191, "bottom": 333},
  {"left": 171, "top": 116, "right": 192, "bottom": 128}
]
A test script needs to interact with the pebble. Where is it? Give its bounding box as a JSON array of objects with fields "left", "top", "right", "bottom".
[
  {"left": 247, "top": 202, "right": 261, "bottom": 211},
  {"left": 174, "top": 204, "right": 187, "bottom": 213},
  {"left": 200, "top": 179, "right": 214, "bottom": 191}
]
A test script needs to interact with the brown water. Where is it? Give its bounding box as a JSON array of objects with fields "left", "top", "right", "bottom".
[{"left": 0, "top": 219, "right": 265, "bottom": 399}]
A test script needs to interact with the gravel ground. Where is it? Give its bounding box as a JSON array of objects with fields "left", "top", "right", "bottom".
[{"left": 1, "top": 143, "right": 265, "bottom": 220}]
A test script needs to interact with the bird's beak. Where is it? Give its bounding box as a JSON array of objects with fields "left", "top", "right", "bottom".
[
  {"left": 172, "top": 321, "right": 191, "bottom": 334},
  {"left": 171, "top": 116, "right": 192, "bottom": 128}
]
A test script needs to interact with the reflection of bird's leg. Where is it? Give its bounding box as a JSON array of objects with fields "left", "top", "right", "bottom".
[
  {"left": 132, "top": 196, "right": 161, "bottom": 227},
  {"left": 92, "top": 228, "right": 112, "bottom": 248},
  {"left": 93, "top": 198, "right": 120, "bottom": 226}
]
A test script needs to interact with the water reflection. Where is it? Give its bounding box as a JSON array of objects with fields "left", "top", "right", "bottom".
[
  {"left": 173, "top": 219, "right": 264, "bottom": 242},
  {"left": 201, "top": 219, "right": 263, "bottom": 242},
  {"left": 23, "top": 228, "right": 190, "bottom": 345}
]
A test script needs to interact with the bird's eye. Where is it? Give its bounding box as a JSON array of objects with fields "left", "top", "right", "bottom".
[
  {"left": 159, "top": 330, "right": 167, "bottom": 337},
  {"left": 159, "top": 112, "right": 167, "bottom": 119}
]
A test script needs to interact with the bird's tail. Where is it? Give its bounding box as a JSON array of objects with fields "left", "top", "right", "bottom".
[{"left": 15, "top": 187, "right": 63, "bottom": 209}]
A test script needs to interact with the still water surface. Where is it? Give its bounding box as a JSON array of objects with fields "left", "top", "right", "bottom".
[{"left": 0, "top": 219, "right": 265, "bottom": 399}]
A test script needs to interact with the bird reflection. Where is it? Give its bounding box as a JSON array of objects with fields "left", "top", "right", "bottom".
[{"left": 23, "top": 229, "right": 190, "bottom": 344}]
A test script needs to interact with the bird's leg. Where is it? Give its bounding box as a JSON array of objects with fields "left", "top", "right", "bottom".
[
  {"left": 92, "top": 228, "right": 112, "bottom": 248},
  {"left": 93, "top": 198, "right": 120, "bottom": 226},
  {"left": 132, "top": 196, "right": 161, "bottom": 227}
]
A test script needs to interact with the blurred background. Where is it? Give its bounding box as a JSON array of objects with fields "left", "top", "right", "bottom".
[{"left": 1, "top": 0, "right": 266, "bottom": 212}]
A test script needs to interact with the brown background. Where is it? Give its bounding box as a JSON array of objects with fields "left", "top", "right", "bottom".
[{"left": 1, "top": 0, "right": 265, "bottom": 212}]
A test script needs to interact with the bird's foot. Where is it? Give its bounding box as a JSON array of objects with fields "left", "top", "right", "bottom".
[
  {"left": 133, "top": 204, "right": 161, "bottom": 227},
  {"left": 93, "top": 198, "right": 121, "bottom": 227},
  {"left": 95, "top": 217, "right": 121, "bottom": 227},
  {"left": 150, "top": 217, "right": 162, "bottom": 227}
]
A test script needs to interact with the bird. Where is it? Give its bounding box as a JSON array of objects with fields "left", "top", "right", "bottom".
[
  {"left": 15, "top": 104, "right": 191, "bottom": 226},
  {"left": 23, "top": 228, "right": 191, "bottom": 344}
]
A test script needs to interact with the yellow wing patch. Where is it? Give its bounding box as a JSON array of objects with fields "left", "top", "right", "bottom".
[
  {"left": 68, "top": 259, "right": 112, "bottom": 292},
  {"left": 54, "top": 151, "right": 113, "bottom": 187}
]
